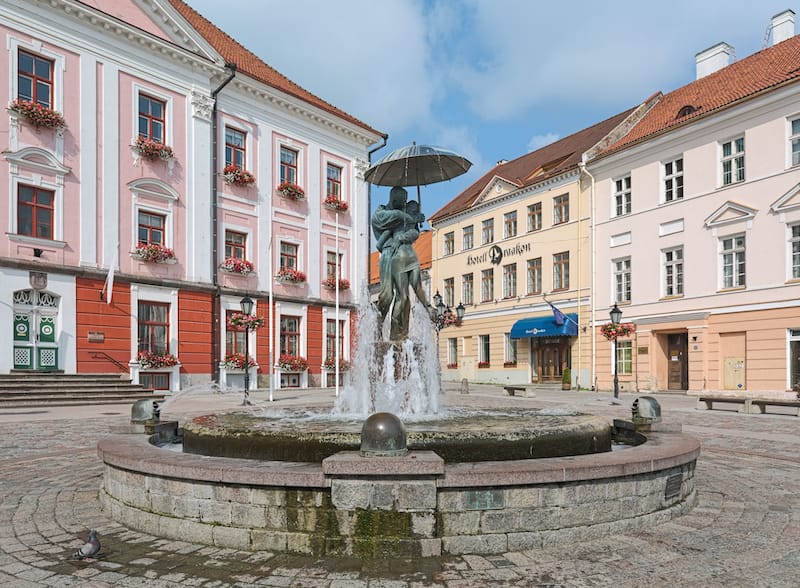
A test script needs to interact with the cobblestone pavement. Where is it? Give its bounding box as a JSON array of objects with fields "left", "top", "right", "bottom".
[{"left": 0, "top": 385, "right": 798, "bottom": 587}]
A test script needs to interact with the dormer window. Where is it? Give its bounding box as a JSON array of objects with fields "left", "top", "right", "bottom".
[{"left": 676, "top": 105, "right": 698, "bottom": 119}]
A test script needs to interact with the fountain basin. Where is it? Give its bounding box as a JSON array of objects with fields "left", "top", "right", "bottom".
[
  {"left": 97, "top": 421, "right": 699, "bottom": 558},
  {"left": 181, "top": 409, "right": 613, "bottom": 462}
]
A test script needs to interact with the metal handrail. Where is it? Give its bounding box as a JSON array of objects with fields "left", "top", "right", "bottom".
[{"left": 89, "top": 351, "right": 128, "bottom": 372}]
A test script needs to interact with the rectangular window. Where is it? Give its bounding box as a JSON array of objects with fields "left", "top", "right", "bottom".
[
  {"left": 504, "top": 211, "right": 517, "bottom": 238},
  {"left": 664, "top": 158, "right": 684, "bottom": 202},
  {"left": 138, "top": 302, "right": 169, "bottom": 354},
  {"left": 326, "top": 319, "right": 345, "bottom": 361},
  {"left": 479, "top": 334, "right": 490, "bottom": 366},
  {"left": 791, "top": 118, "right": 800, "bottom": 167},
  {"left": 280, "top": 242, "right": 298, "bottom": 270},
  {"left": 447, "top": 337, "right": 458, "bottom": 367},
  {"left": 481, "top": 268, "right": 494, "bottom": 302},
  {"left": 17, "top": 185, "right": 54, "bottom": 239},
  {"left": 280, "top": 315, "right": 300, "bottom": 356},
  {"left": 553, "top": 251, "right": 569, "bottom": 290},
  {"left": 138, "top": 94, "right": 165, "bottom": 143},
  {"left": 721, "top": 235, "right": 745, "bottom": 288},
  {"left": 462, "top": 225, "right": 474, "bottom": 250},
  {"left": 225, "top": 127, "right": 246, "bottom": 168},
  {"left": 224, "top": 230, "right": 246, "bottom": 260},
  {"left": 527, "top": 202, "right": 542, "bottom": 232},
  {"left": 18, "top": 49, "right": 53, "bottom": 107},
  {"left": 664, "top": 247, "right": 684, "bottom": 296},
  {"left": 326, "top": 163, "right": 342, "bottom": 200},
  {"left": 326, "top": 251, "right": 342, "bottom": 280},
  {"left": 721, "top": 137, "right": 745, "bottom": 185},
  {"left": 443, "top": 232, "right": 454, "bottom": 256},
  {"left": 138, "top": 211, "right": 165, "bottom": 245},
  {"left": 527, "top": 257, "right": 542, "bottom": 295},
  {"left": 791, "top": 224, "right": 800, "bottom": 279},
  {"left": 225, "top": 309, "right": 246, "bottom": 355},
  {"left": 280, "top": 146, "right": 298, "bottom": 184},
  {"left": 616, "top": 340, "right": 633, "bottom": 375},
  {"left": 139, "top": 372, "right": 170, "bottom": 390},
  {"left": 482, "top": 218, "right": 494, "bottom": 244},
  {"left": 461, "top": 273, "right": 474, "bottom": 305},
  {"left": 553, "top": 194, "right": 569, "bottom": 224},
  {"left": 502, "top": 263, "right": 517, "bottom": 298},
  {"left": 504, "top": 333, "right": 517, "bottom": 365},
  {"left": 444, "top": 277, "right": 455, "bottom": 307},
  {"left": 613, "top": 176, "right": 632, "bottom": 216},
  {"left": 614, "top": 258, "right": 631, "bottom": 303}
]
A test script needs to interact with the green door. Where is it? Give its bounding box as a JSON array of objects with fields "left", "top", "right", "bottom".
[{"left": 12, "top": 290, "right": 59, "bottom": 371}]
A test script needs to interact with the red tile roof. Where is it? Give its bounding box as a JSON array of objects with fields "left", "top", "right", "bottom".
[
  {"left": 602, "top": 35, "right": 800, "bottom": 154},
  {"left": 429, "top": 108, "right": 636, "bottom": 223},
  {"left": 166, "top": 0, "right": 382, "bottom": 137},
  {"left": 369, "top": 230, "right": 432, "bottom": 285}
]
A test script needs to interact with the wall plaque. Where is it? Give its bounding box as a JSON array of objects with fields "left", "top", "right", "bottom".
[
  {"left": 87, "top": 332, "right": 105, "bottom": 343},
  {"left": 465, "top": 489, "right": 504, "bottom": 510}
]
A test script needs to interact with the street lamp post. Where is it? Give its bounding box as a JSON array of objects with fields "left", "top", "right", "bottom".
[
  {"left": 609, "top": 303, "right": 622, "bottom": 400},
  {"left": 240, "top": 294, "right": 254, "bottom": 406}
]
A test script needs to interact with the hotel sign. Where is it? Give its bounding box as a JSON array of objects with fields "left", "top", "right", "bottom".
[{"left": 467, "top": 242, "right": 531, "bottom": 266}]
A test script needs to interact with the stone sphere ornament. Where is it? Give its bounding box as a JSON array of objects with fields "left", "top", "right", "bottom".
[{"left": 360, "top": 412, "right": 408, "bottom": 457}]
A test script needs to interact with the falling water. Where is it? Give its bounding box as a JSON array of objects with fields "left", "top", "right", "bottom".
[{"left": 332, "top": 292, "right": 441, "bottom": 420}]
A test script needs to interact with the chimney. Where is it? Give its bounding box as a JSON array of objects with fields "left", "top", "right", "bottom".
[
  {"left": 695, "top": 42, "right": 734, "bottom": 79},
  {"left": 771, "top": 9, "right": 795, "bottom": 45}
]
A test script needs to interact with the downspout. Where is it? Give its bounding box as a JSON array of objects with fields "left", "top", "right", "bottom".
[
  {"left": 210, "top": 63, "right": 237, "bottom": 383},
  {"left": 578, "top": 161, "right": 596, "bottom": 390},
  {"left": 366, "top": 134, "right": 388, "bottom": 285}
]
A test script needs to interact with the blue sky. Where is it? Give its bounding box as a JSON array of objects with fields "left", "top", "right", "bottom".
[{"left": 185, "top": 0, "right": 797, "bottom": 219}]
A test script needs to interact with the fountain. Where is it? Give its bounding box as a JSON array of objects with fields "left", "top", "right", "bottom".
[{"left": 97, "top": 186, "right": 699, "bottom": 558}]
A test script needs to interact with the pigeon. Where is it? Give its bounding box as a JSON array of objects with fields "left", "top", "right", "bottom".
[{"left": 73, "top": 530, "right": 100, "bottom": 560}]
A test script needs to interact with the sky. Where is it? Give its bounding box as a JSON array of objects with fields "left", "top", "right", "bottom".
[{"left": 185, "top": 0, "right": 797, "bottom": 220}]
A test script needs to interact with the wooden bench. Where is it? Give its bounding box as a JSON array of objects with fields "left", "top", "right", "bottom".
[
  {"left": 696, "top": 396, "right": 749, "bottom": 412},
  {"left": 503, "top": 385, "right": 536, "bottom": 398},
  {"left": 748, "top": 399, "right": 800, "bottom": 416}
]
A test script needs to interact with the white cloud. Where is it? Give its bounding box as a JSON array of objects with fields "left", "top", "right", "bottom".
[{"left": 527, "top": 133, "right": 561, "bottom": 152}]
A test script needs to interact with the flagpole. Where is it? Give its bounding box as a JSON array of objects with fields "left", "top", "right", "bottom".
[
  {"left": 268, "top": 232, "right": 274, "bottom": 402},
  {"left": 335, "top": 210, "right": 340, "bottom": 398}
]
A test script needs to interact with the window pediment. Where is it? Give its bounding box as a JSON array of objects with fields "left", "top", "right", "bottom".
[
  {"left": 4, "top": 146, "right": 70, "bottom": 178},
  {"left": 704, "top": 201, "right": 757, "bottom": 228},
  {"left": 770, "top": 182, "right": 800, "bottom": 213},
  {"left": 475, "top": 176, "right": 522, "bottom": 205},
  {"left": 128, "top": 178, "right": 180, "bottom": 202}
]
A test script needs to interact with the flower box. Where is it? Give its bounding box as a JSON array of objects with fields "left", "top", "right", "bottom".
[
  {"left": 132, "top": 242, "right": 176, "bottom": 263},
  {"left": 446, "top": 363, "right": 458, "bottom": 369},
  {"left": 323, "top": 195, "right": 348, "bottom": 212},
  {"left": 220, "top": 257, "right": 254, "bottom": 275},
  {"left": 434, "top": 310, "right": 461, "bottom": 331},
  {"left": 322, "top": 276, "right": 350, "bottom": 290},
  {"left": 222, "top": 164, "right": 255, "bottom": 186},
  {"left": 478, "top": 361, "right": 490, "bottom": 369},
  {"left": 223, "top": 353, "right": 256, "bottom": 370},
  {"left": 8, "top": 99, "right": 66, "bottom": 129},
  {"left": 276, "top": 267, "right": 306, "bottom": 283},
  {"left": 227, "top": 312, "right": 265, "bottom": 331},
  {"left": 277, "top": 181, "right": 305, "bottom": 200},
  {"left": 132, "top": 136, "right": 174, "bottom": 161},
  {"left": 601, "top": 322, "right": 636, "bottom": 341},
  {"left": 279, "top": 354, "right": 308, "bottom": 372},
  {"left": 323, "top": 357, "right": 351, "bottom": 372},
  {"left": 503, "top": 361, "right": 518, "bottom": 367},
  {"left": 137, "top": 351, "right": 179, "bottom": 369}
]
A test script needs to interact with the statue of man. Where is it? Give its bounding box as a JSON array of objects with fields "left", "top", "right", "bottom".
[{"left": 371, "top": 186, "right": 429, "bottom": 340}]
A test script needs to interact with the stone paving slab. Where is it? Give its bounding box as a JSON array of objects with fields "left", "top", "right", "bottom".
[{"left": 0, "top": 385, "right": 798, "bottom": 586}]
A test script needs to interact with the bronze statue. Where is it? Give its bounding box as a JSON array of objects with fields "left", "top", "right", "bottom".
[{"left": 372, "top": 186, "right": 429, "bottom": 340}]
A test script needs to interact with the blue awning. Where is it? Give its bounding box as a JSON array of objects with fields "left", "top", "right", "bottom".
[{"left": 510, "top": 313, "right": 578, "bottom": 339}]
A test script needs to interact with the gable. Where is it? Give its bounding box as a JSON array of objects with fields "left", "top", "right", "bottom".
[
  {"left": 474, "top": 176, "right": 523, "bottom": 205},
  {"left": 770, "top": 182, "right": 800, "bottom": 213},
  {"left": 704, "top": 201, "right": 758, "bottom": 228}
]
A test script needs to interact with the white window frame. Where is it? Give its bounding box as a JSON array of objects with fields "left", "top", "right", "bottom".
[
  {"left": 503, "top": 211, "right": 517, "bottom": 238},
  {"left": 443, "top": 231, "right": 454, "bottom": 256},
  {"left": 613, "top": 175, "right": 632, "bottom": 217},
  {"left": 789, "top": 116, "right": 800, "bottom": 168},
  {"left": 613, "top": 257, "right": 631, "bottom": 303},
  {"left": 616, "top": 340, "right": 633, "bottom": 375},
  {"left": 663, "top": 247, "right": 684, "bottom": 297},
  {"left": 462, "top": 225, "right": 474, "bottom": 250},
  {"left": 444, "top": 277, "right": 454, "bottom": 307},
  {"left": 789, "top": 223, "right": 800, "bottom": 280},
  {"left": 447, "top": 337, "right": 458, "bottom": 366},
  {"left": 482, "top": 218, "right": 494, "bottom": 244},
  {"left": 504, "top": 333, "right": 517, "bottom": 365},
  {"left": 9, "top": 38, "right": 65, "bottom": 112},
  {"left": 222, "top": 224, "right": 253, "bottom": 262},
  {"left": 130, "top": 179, "right": 180, "bottom": 253},
  {"left": 461, "top": 273, "right": 473, "bottom": 306},
  {"left": 502, "top": 263, "right": 517, "bottom": 298},
  {"left": 278, "top": 237, "right": 304, "bottom": 273},
  {"left": 720, "top": 233, "right": 745, "bottom": 289},
  {"left": 481, "top": 268, "right": 493, "bottom": 302},
  {"left": 663, "top": 157, "right": 684, "bottom": 202},
  {"left": 720, "top": 136, "right": 745, "bottom": 186},
  {"left": 479, "top": 334, "right": 490, "bottom": 365},
  {"left": 132, "top": 83, "right": 174, "bottom": 148}
]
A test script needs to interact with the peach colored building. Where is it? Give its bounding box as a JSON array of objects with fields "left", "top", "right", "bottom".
[
  {"left": 588, "top": 10, "right": 800, "bottom": 398},
  {"left": 0, "top": 0, "right": 383, "bottom": 392}
]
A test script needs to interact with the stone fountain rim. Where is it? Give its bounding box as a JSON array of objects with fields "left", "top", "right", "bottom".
[{"left": 96, "top": 429, "right": 700, "bottom": 489}]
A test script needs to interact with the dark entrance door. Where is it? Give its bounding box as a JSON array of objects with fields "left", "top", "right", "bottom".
[
  {"left": 667, "top": 333, "right": 688, "bottom": 390},
  {"left": 531, "top": 338, "right": 571, "bottom": 383}
]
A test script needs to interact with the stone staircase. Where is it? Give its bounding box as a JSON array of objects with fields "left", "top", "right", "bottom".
[{"left": 0, "top": 373, "right": 165, "bottom": 408}]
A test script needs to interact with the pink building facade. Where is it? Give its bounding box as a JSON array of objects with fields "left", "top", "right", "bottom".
[
  {"left": 0, "top": 0, "right": 383, "bottom": 392},
  {"left": 589, "top": 10, "right": 800, "bottom": 398}
]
